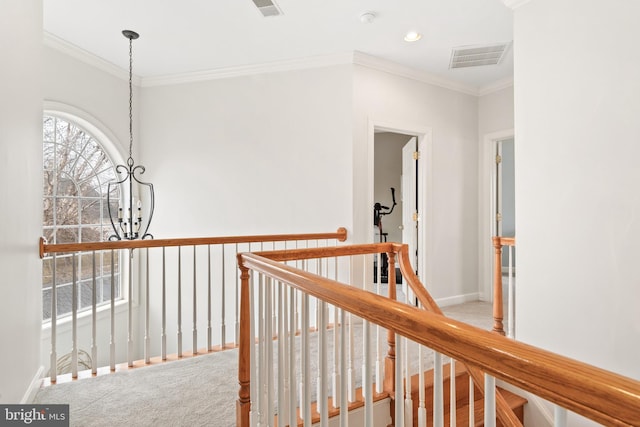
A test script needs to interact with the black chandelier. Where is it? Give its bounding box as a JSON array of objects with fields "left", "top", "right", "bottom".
[{"left": 107, "top": 30, "right": 154, "bottom": 241}]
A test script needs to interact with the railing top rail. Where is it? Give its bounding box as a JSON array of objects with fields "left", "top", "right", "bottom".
[
  {"left": 239, "top": 251, "right": 640, "bottom": 427},
  {"left": 250, "top": 242, "right": 395, "bottom": 262},
  {"left": 39, "top": 227, "right": 347, "bottom": 258},
  {"left": 493, "top": 236, "right": 516, "bottom": 247}
]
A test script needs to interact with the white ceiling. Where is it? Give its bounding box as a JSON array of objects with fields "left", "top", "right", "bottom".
[{"left": 43, "top": 0, "right": 514, "bottom": 93}]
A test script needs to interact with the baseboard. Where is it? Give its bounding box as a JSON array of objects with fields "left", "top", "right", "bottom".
[
  {"left": 435, "top": 292, "right": 479, "bottom": 308},
  {"left": 20, "top": 365, "right": 44, "bottom": 404}
]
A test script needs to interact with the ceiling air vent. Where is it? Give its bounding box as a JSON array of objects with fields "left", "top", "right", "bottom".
[
  {"left": 449, "top": 42, "right": 511, "bottom": 69},
  {"left": 252, "top": 0, "right": 282, "bottom": 17}
]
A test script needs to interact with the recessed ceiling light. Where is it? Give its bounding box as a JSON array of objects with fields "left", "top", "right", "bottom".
[{"left": 404, "top": 31, "right": 422, "bottom": 42}]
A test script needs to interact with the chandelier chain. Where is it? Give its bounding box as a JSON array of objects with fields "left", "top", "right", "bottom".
[{"left": 128, "top": 36, "right": 133, "bottom": 160}]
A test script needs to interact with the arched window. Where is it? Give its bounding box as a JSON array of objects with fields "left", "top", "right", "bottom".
[{"left": 42, "top": 114, "right": 122, "bottom": 321}]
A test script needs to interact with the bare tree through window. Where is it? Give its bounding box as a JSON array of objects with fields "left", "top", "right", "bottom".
[{"left": 42, "top": 115, "right": 122, "bottom": 321}]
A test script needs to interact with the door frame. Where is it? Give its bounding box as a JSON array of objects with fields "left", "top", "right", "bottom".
[
  {"left": 368, "top": 119, "right": 433, "bottom": 288},
  {"left": 479, "top": 129, "right": 514, "bottom": 302}
]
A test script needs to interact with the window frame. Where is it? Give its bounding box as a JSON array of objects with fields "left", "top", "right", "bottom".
[{"left": 42, "top": 103, "right": 131, "bottom": 325}]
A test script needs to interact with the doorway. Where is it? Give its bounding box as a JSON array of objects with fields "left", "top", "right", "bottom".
[
  {"left": 373, "top": 131, "right": 423, "bottom": 288},
  {"left": 480, "top": 130, "right": 515, "bottom": 301}
]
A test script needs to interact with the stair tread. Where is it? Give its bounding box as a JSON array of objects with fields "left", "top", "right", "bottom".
[{"left": 447, "top": 387, "right": 527, "bottom": 427}]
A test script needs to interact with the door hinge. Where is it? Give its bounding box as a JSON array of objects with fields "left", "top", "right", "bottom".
[
  {"left": 413, "top": 151, "right": 420, "bottom": 160},
  {"left": 496, "top": 154, "right": 502, "bottom": 164},
  {"left": 412, "top": 212, "right": 419, "bottom": 222},
  {"left": 496, "top": 212, "right": 503, "bottom": 221}
]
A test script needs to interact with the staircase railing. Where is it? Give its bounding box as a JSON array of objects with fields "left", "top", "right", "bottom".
[
  {"left": 492, "top": 236, "right": 516, "bottom": 337},
  {"left": 39, "top": 228, "right": 347, "bottom": 383},
  {"left": 238, "top": 242, "right": 640, "bottom": 427}
]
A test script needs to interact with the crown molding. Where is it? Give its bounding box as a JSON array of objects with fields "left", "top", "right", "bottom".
[
  {"left": 502, "top": 0, "right": 532, "bottom": 9},
  {"left": 352, "top": 51, "right": 479, "bottom": 96},
  {"left": 141, "top": 52, "right": 355, "bottom": 87},
  {"left": 44, "top": 32, "right": 493, "bottom": 96},
  {"left": 44, "top": 31, "right": 141, "bottom": 86},
  {"left": 477, "top": 77, "right": 514, "bottom": 96}
]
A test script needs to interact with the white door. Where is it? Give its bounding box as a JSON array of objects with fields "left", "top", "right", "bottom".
[{"left": 402, "top": 137, "right": 418, "bottom": 295}]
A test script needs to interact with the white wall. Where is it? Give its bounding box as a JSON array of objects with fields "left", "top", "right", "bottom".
[
  {"left": 140, "top": 66, "right": 353, "bottom": 239},
  {"left": 353, "top": 66, "right": 479, "bottom": 302},
  {"left": 0, "top": 0, "right": 43, "bottom": 403},
  {"left": 514, "top": 0, "right": 640, "bottom": 389},
  {"left": 478, "top": 85, "right": 514, "bottom": 138}
]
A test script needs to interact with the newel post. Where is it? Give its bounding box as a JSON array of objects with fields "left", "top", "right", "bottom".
[
  {"left": 492, "top": 237, "right": 505, "bottom": 335},
  {"left": 384, "top": 250, "right": 397, "bottom": 394},
  {"left": 236, "top": 258, "right": 251, "bottom": 427}
]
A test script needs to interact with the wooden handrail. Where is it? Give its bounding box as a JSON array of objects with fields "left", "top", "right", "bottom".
[
  {"left": 238, "top": 250, "right": 640, "bottom": 427},
  {"left": 39, "top": 227, "right": 348, "bottom": 258}
]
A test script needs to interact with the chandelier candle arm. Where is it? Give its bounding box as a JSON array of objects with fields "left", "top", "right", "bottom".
[{"left": 107, "top": 29, "right": 155, "bottom": 241}]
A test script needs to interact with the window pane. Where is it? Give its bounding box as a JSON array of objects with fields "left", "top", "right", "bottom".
[
  {"left": 42, "top": 257, "right": 53, "bottom": 288},
  {"left": 55, "top": 197, "right": 79, "bottom": 225},
  {"left": 43, "top": 116, "right": 55, "bottom": 142},
  {"left": 79, "top": 280, "right": 93, "bottom": 311},
  {"left": 43, "top": 197, "right": 54, "bottom": 226},
  {"left": 43, "top": 142, "right": 55, "bottom": 170},
  {"left": 56, "top": 227, "right": 79, "bottom": 244},
  {"left": 80, "top": 199, "right": 102, "bottom": 226},
  {"left": 55, "top": 283, "right": 73, "bottom": 318}
]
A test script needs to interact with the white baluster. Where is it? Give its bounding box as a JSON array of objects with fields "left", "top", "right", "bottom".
[
  {"left": 110, "top": 251, "right": 116, "bottom": 370},
  {"left": 278, "top": 282, "right": 287, "bottom": 425},
  {"left": 362, "top": 255, "right": 373, "bottom": 427},
  {"left": 267, "top": 277, "right": 275, "bottom": 426},
  {"left": 395, "top": 333, "right": 404, "bottom": 427},
  {"left": 249, "top": 270, "right": 258, "bottom": 427},
  {"left": 469, "top": 376, "right": 475, "bottom": 427},
  {"left": 221, "top": 244, "right": 226, "bottom": 348},
  {"left": 340, "top": 308, "right": 348, "bottom": 427},
  {"left": 207, "top": 245, "right": 212, "bottom": 351},
  {"left": 144, "top": 248, "right": 150, "bottom": 364},
  {"left": 433, "top": 351, "right": 443, "bottom": 427},
  {"left": 91, "top": 251, "right": 98, "bottom": 374},
  {"left": 161, "top": 247, "right": 167, "bottom": 361},
  {"left": 450, "top": 359, "right": 456, "bottom": 427},
  {"left": 72, "top": 254, "right": 78, "bottom": 378},
  {"left": 256, "top": 273, "right": 265, "bottom": 427},
  {"left": 50, "top": 254, "right": 57, "bottom": 382},
  {"left": 319, "top": 300, "right": 329, "bottom": 426},
  {"left": 288, "top": 287, "right": 297, "bottom": 427},
  {"left": 418, "top": 345, "right": 427, "bottom": 427},
  {"left": 235, "top": 243, "right": 240, "bottom": 346},
  {"left": 332, "top": 304, "right": 341, "bottom": 409},
  {"left": 404, "top": 337, "right": 413, "bottom": 427},
  {"left": 484, "top": 374, "right": 496, "bottom": 427},
  {"left": 177, "top": 247, "right": 183, "bottom": 358},
  {"left": 554, "top": 405, "right": 567, "bottom": 427},
  {"left": 347, "top": 312, "right": 356, "bottom": 403},
  {"left": 508, "top": 244, "right": 515, "bottom": 339},
  {"left": 192, "top": 246, "right": 198, "bottom": 355},
  {"left": 301, "top": 293, "right": 311, "bottom": 425},
  {"left": 127, "top": 249, "right": 133, "bottom": 366}
]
